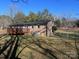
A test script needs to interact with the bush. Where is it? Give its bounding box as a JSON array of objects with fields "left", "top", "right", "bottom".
[
  {"left": 75, "top": 20, "right": 79, "bottom": 27},
  {"left": 52, "top": 26, "right": 57, "bottom": 33}
]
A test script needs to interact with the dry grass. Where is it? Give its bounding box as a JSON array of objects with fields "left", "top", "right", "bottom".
[
  {"left": 0, "top": 30, "right": 79, "bottom": 59},
  {"left": 17, "top": 36, "right": 78, "bottom": 59}
]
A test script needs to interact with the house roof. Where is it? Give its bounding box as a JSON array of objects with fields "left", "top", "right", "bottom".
[{"left": 9, "top": 20, "right": 51, "bottom": 27}]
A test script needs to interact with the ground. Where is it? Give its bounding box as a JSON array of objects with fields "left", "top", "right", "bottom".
[{"left": 0, "top": 29, "right": 79, "bottom": 59}]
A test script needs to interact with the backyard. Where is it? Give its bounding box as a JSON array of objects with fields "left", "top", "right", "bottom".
[{"left": 0, "top": 29, "right": 79, "bottom": 59}]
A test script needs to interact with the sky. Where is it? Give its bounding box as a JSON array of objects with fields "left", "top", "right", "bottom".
[{"left": 0, "top": 0, "right": 79, "bottom": 18}]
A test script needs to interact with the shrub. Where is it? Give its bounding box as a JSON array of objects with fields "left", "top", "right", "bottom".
[{"left": 52, "top": 26, "right": 57, "bottom": 33}]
